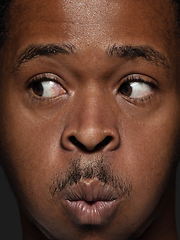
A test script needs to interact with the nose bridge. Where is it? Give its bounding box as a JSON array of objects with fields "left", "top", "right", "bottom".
[{"left": 77, "top": 85, "right": 107, "bottom": 129}]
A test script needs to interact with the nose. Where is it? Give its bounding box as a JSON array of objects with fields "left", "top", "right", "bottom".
[
  {"left": 61, "top": 98, "right": 120, "bottom": 152},
  {"left": 61, "top": 125, "right": 120, "bottom": 152}
]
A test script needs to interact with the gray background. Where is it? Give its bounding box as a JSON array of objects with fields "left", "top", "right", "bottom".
[{"left": 0, "top": 164, "right": 180, "bottom": 239}]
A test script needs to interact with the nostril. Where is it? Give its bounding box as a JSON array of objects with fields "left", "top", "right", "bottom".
[
  {"left": 69, "top": 136, "right": 86, "bottom": 151},
  {"left": 94, "top": 136, "right": 113, "bottom": 151},
  {"left": 69, "top": 135, "right": 113, "bottom": 152}
]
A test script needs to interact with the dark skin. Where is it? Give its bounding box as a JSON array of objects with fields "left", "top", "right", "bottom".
[{"left": 0, "top": 0, "right": 180, "bottom": 239}]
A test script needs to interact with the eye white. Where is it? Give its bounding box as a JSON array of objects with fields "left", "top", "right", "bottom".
[
  {"left": 41, "top": 81, "right": 64, "bottom": 98},
  {"left": 129, "top": 82, "right": 152, "bottom": 98}
]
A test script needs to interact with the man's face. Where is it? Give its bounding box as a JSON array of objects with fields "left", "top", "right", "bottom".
[{"left": 0, "top": 0, "right": 180, "bottom": 239}]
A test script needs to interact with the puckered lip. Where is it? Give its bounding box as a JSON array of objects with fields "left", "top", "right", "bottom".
[{"left": 61, "top": 178, "right": 121, "bottom": 225}]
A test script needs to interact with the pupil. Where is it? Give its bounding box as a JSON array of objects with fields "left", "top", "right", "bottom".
[
  {"left": 33, "top": 82, "right": 43, "bottom": 96},
  {"left": 120, "top": 83, "right": 132, "bottom": 96}
]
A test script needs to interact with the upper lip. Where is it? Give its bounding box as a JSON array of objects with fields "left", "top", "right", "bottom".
[{"left": 63, "top": 178, "right": 120, "bottom": 202}]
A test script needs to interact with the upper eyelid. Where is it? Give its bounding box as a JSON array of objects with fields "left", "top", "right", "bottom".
[
  {"left": 26, "top": 73, "right": 65, "bottom": 87},
  {"left": 120, "top": 74, "right": 159, "bottom": 87},
  {"left": 27, "top": 73, "right": 59, "bottom": 81}
]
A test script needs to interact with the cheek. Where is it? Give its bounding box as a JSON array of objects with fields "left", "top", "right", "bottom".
[
  {"left": 0, "top": 103, "right": 62, "bottom": 203},
  {"left": 118, "top": 113, "right": 180, "bottom": 214},
  {"left": 0, "top": 113, "right": 69, "bottom": 235}
]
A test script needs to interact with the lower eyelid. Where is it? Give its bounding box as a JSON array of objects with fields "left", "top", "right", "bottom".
[
  {"left": 26, "top": 88, "right": 67, "bottom": 107},
  {"left": 117, "top": 94, "right": 152, "bottom": 108},
  {"left": 122, "top": 88, "right": 155, "bottom": 104}
]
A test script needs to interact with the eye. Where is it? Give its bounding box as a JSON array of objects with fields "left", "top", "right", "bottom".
[
  {"left": 32, "top": 81, "right": 66, "bottom": 98},
  {"left": 27, "top": 73, "right": 67, "bottom": 98},
  {"left": 119, "top": 81, "right": 153, "bottom": 99}
]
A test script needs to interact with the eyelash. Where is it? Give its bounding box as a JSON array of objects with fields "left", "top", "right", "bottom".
[{"left": 26, "top": 73, "right": 60, "bottom": 87}]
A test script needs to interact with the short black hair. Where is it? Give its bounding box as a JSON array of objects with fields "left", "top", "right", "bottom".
[
  {"left": 172, "top": 0, "right": 180, "bottom": 29},
  {"left": 0, "top": 0, "right": 12, "bottom": 46},
  {"left": 0, "top": 0, "right": 180, "bottom": 47}
]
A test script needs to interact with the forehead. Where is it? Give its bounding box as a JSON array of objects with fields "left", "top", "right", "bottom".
[{"left": 7, "top": 0, "right": 176, "bottom": 55}]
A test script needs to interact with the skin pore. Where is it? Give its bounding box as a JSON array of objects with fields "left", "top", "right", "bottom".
[{"left": 0, "top": 0, "right": 180, "bottom": 239}]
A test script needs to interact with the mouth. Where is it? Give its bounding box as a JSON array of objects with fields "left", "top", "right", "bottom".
[{"left": 62, "top": 179, "right": 120, "bottom": 225}]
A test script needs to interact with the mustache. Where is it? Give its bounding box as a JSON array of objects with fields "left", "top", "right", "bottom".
[{"left": 49, "top": 156, "right": 132, "bottom": 197}]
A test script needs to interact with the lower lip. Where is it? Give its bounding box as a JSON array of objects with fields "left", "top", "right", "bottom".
[{"left": 64, "top": 199, "right": 118, "bottom": 225}]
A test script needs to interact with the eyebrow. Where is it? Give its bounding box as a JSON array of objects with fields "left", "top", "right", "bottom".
[
  {"left": 107, "top": 44, "right": 169, "bottom": 69},
  {"left": 12, "top": 43, "right": 76, "bottom": 73},
  {"left": 12, "top": 42, "right": 169, "bottom": 73}
]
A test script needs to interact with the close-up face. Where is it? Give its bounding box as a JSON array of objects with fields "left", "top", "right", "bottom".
[{"left": 0, "top": 0, "right": 180, "bottom": 239}]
